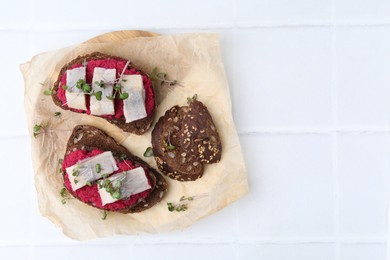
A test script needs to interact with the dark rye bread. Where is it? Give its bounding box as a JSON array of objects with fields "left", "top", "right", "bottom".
[
  {"left": 52, "top": 52, "right": 155, "bottom": 135},
  {"left": 63, "top": 125, "right": 168, "bottom": 213},
  {"left": 151, "top": 100, "right": 222, "bottom": 181}
]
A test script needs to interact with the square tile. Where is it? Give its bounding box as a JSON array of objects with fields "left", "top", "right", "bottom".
[
  {"left": 0, "top": 246, "right": 30, "bottom": 260},
  {"left": 34, "top": 0, "right": 128, "bottom": 29},
  {"left": 0, "top": 137, "right": 32, "bottom": 240},
  {"left": 0, "top": 1, "right": 31, "bottom": 28},
  {"left": 334, "top": 0, "right": 390, "bottom": 22},
  {"left": 34, "top": 0, "right": 233, "bottom": 29},
  {"left": 32, "top": 30, "right": 109, "bottom": 54},
  {"left": 339, "top": 134, "right": 390, "bottom": 236},
  {"left": 335, "top": 26, "right": 390, "bottom": 126},
  {"left": 35, "top": 245, "right": 130, "bottom": 260},
  {"left": 340, "top": 244, "right": 386, "bottom": 260},
  {"left": 0, "top": 32, "right": 31, "bottom": 135},
  {"left": 236, "top": 0, "right": 331, "bottom": 25},
  {"left": 133, "top": 244, "right": 235, "bottom": 260},
  {"left": 237, "top": 134, "right": 334, "bottom": 237},
  {"left": 237, "top": 243, "right": 335, "bottom": 260},
  {"left": 125, "top": 0, "right": 233, "bottom": 28},
  {"left": 234, "top": 28, "right": 332, "bottom": 132}
]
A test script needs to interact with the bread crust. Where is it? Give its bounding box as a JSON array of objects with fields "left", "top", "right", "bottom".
[
  {"left": 63, "top": 125, "right": 168, "bottom": 213},
  {"left": 151, "top": 100, "right": 222, "bottom": 182},
  {"left": 52, "top": 52, "right": 154, "bottom": 135}
]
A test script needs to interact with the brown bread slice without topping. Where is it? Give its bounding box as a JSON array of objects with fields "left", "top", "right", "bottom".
[
  {"left": 64, "top": 125, "right": 168, "bottom": 213},
  {"left": 52, "top": 52, "right": 155, "bottom": 135},
  {"left": 151, "top": 100, "right": 222, "bottom": 182}
]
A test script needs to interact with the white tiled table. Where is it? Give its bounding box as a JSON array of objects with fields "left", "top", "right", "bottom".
[{"left": 1, "top": 0, "right": 389, "bottom": 259}]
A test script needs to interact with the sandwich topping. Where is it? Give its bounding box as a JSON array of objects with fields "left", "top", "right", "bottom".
[
  {"left": 56, "top": 58, "right": 154, "bottom": 123},
  {"left": 62, "top": 149, "right": 152, "bottom": 211}
]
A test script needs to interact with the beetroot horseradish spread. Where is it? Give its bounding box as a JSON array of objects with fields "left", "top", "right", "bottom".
[
  {"left": 57, "top": 59, "right": 154, "bottom": 118},
  {"left": 62, "top": 149, "right": 151, "bottom": 211}
]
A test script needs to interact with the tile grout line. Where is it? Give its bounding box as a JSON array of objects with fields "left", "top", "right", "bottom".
[
  {"left": 3, "top": 21, "right": 390, "bottom": 32},
  {"left": 330, "top": 0, "right": 340, "bottom": 258},
  {"left": 29, "top": 0, "right": 36, "bottom": 258},
  {"left": 231, "top": 1, "right": 240, "bottom": 259},
  {"left": 5, "top": 127, "right": 390, "bottom": 139}
]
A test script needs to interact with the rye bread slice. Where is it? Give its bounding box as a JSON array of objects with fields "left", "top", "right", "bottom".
[
  {"left": 151, "top": 100, "right": 222, "bottom": 182},
  {"left": 52, "top": 52, "right": 155, "bottom": 135},
  {"left": 63, "top": 125, "right": 168, "bottom": 213}
]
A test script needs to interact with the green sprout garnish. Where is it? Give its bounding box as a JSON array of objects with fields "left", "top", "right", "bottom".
[
  {"left": 167, "top": 194, "right": 207, "bottom": 212},
  {"left": 143, "top": 147, "right": 154, "bottom": 157},
  {"left": 163, "top": 140, "right": 176, "bottom": 151},
  {"left": 95, "top": 91, "right": 102, "bottom": 101},
  {"left": 95, "top": 80, "right": 105, "bottom": 88},
  {"left": 119, "top": 92, "right": 129, "bottom": 100},
  {"left": 54, "top": 112, "right": 61, "bottom": 117},
  {"left": 43, "top": 89, "right": 52, "bottom": 95},
  {"left": 150, "top": 67, "right": 180, "bottom": 87},
  {"left": 187, "top": 94, "right": 198, "bottom": 104},
  {"left": 95, "top": 163, "right": 101, "bottom": 173},
  {"left": 101, "top": 210, "right": 108, "bottom": 220}
]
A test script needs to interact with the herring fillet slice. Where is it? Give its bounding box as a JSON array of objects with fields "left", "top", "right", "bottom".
[
  {"left": 121, "top": 74, "right": 147, "bottom": 123},
  {"left": 90, "top": 67, "right": 116, "bottom": 115},
  {"left": 66, "top": 151, "right": 118, "bottom": 190},
  {"left": 98, "top": 167, "right": 151, "bottom": 205},
  {"left": 65, "top": 67, "right": 87, "bottom": 110}
]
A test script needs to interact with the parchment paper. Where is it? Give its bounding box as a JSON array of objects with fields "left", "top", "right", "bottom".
[{"left": 20, "top": 33, "right": 248, "bottom": 240}]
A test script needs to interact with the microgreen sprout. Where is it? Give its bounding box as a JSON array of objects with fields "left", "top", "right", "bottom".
[
  {"left": 43, "top": 89, "right": 52, "bottom": 95},
  {"left": 163, "top": 140, "right": 175, "bottom": 150},
  {"left": 54, "top": 112, "right": 61, "bottom": 117},
  {"left": 187, "top": 94, "right": 198, "bottom": 104},
  {"left": 143, "top": 147, "right": 154, "bottom": 157},
  {"left": 95, "top": 80, "right": 105, "bottom": 88},
  {"left": 99, "top": 178, "right": 122, "bottom": 200},
  {"left": 101, "top": 210, "right": 108, "bottom": 220},
  {"left": 95, "top": 163, "right": 101, "bottom": 173},
  {"left": 119, "top": 92, "right": 129, "bottom": 100},
  {"left": 58, "top": 158, "right": 63, "bottom": 174},
  {"left": 167, "top": 193, "right": 208, "bottom": 212},
  {"left": 163, "top": 131, "right": 176, "bottom": 150},
  {"left": 60, "top": 187, "right": 72, "bottom": 205},
  {"left": 150, "top": 67, "right": 182, "bottom": 87},
  {"left": 33, "top": 122, "right": 48, "bottom": 138}
]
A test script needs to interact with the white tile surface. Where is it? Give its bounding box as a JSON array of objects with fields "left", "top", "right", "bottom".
[
  {"left": 34, "top": 245, "right": 130, "bottom": 260},
  {"left": 335, "top": 26, "right": 390, "bottom": 126},
  {"left": 124, "top": 0, "right": 234, "bottom": 28},
  {"left": 339, "top": 134, "right": 390, "bottom": 237},
  {"left": 34, "top": 0, "right": 129, "bottom": 30},
  {"left": 237, "top": 243, "right": 335, "bottom": 260},
  {"left": 340, "top": 243, "right": 386, "bottom": 260},
  {"left": 34, "top": 0, "right": 233, "bottom": 29},
  {"left": 133, "top": 244, "right": 235, "bottom": 260},
  {"left": 236, "top": 0, "right": 331, "bottom": 25},
  {"left": 32, "top": 30, "right": 109, "bottom": 53},
  {"left": 0, "top": 137, "right": 32, "bottom": 241},
  {"left": 3, "top": 0, "right": 390, "bottom": 258},
  {"left": 334, "top": 0, "right": 390, "bottom": 23},
  {"left": 238, "top": 134, "right": 334, "bottom": 237},
  {"left": 0, "top": 0, "right": 31, "bottom": 28},
  {"left": 233, "top": 28, "right": 332, "bottom": 132},
  {"left": 0, "top": 32, "right": 31, "bottom": 135},
  {"left": 0, "top": 246, "right": 31, "bottom": 260}
]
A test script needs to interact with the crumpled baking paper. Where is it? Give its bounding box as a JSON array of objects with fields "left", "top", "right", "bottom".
[{"left": 20, "top": 32, "right": 248, "bottom": 240}]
